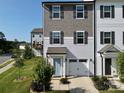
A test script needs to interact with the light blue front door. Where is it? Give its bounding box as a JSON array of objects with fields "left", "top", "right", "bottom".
[{"left": 53, "top": 58, "right": 61, "bottom": 76}]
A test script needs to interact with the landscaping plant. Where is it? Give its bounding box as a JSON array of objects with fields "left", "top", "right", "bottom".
[
  {"left": 60, "top": 78, "right": 70, "bottom": 84},
  {"left": 23, "top": 44, "right": 34, "bottom": 59},
  {"left": 116, "top": 52, "right": 124, "bottom": 82},
  {"left": 31, "top": 58, "right": 54, "bottom": 92},
  {"left": 14, "top": 58, "right": 24, "bottom": 80},
  {"left": 92, "top": 76, "right": 109, "bottom": 90}
]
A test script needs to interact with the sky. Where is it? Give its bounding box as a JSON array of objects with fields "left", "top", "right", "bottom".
[
  {"left": 0, "top": 0, "right": 43, "bottom": 42},
  {"left": 0, "top": 0, "right": 80, "bottom": 42}
]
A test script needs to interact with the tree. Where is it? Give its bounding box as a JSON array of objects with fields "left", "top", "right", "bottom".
[
  {"left": 116, "top": 52, "right": 124, "bottom": 82},
  {"left": 14, "top": 58, "right": 24, "bottom": 80},
  {"left": 23, "top": 44, "right": 33, "bottom": 59},
  {"left": 31, "top": 58, "right": 54, "bottom": 92}
]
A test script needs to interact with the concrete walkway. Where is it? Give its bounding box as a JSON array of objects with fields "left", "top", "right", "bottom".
[
  {"left": 51, "top": 77, "right": 99, "bottom": 93},
  {"left": 0, "top": 61, "right": 15, "bottom": 74},
  {"left": 109, "top": 77, "right": 124, "bottom": 90}
]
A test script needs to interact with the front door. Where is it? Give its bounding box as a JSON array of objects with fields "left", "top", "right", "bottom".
[
  {"left": 105, "top": 58, "right": 111, "bottom": 75},
  {"left": 53, "top": 58, "right": 61, "bottom": 76}
]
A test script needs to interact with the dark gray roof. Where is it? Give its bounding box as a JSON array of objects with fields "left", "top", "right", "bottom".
[
  {"left": 47, "top": 47, "right": 67, "bottom": 54},
  {"left": 98, "top": 44, "right": 120, "bottom": 53},
  {"left": 42, "top": 0, "right": 94, "bottom": 5},
  {"left": 31, "top": 28, "right": 43, "bottom": 33}
]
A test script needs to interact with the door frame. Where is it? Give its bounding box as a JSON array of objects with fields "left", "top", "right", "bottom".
[
  {"left": 105, "top": 58, "right": 112, "bottom": 75},
  {"left": 53, "top": 57, "right": 62, "bottom": 76}
]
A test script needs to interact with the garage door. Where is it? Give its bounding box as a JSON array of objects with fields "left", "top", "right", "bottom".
[{"left": 69, "top": 59, "right": 89, "bottom": 76}]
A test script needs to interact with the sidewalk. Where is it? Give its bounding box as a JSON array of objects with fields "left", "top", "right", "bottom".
[{"left": 0, "top": 61, "right": 15, "bottom": 74}]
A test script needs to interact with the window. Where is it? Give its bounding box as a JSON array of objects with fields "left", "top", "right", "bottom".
[
  {"left": 79, "top": 59, "right": 87, "bottom": 62},
  {"left": 104, "top": 32, "right": 111, "bottom": 44},
  {"left": 100, "top": 5, "right": 115, "bottom": 18},
  {"left": 52, "top": 5, "right": 61, "bottom": 19},
  {"left": 74, "top": 31, "right": 88, "bottom": 44},
  {"left": 123, "top": 5, "right": 124, "bottom": 18},
  {"left": 76, "top": 5, "right": 84, "bottom": 18},
  {"left": 104, "top": 6, "right": 111, "bottom": 18},
  {"left": 32, "top": 34, "right": 35, "bottom": 37},
  {"left": 52, "top": 31, "right": 61, "bottom": 44},
  {"left": 100, "top": 31, "right": 115, "bottom": 44},
  {"left": 50, "top": 31, "right": 64, "bottom": 44},
  {"left": 76, "top": 31, "right": 85, "bottom": 44},
  {"left": 69, "top": 59, "right": 77, "bottom": 62}
]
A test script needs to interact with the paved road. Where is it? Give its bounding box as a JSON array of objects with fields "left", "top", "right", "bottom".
[{"left": 0, "top": 54, "right": 11, "bottom": 64}]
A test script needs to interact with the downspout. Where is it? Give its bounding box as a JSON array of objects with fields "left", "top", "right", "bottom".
[
  {"left": 100, "top": 53, "right": 103, "bottom": 76},
  {"left": 94, "top": 0, "right": 96, "bottom": 76}
]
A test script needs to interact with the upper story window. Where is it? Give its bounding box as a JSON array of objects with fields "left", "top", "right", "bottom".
[
  {"left": 100, "top": 5, "right": 115, "bottom": 18},
  {"left": 76, "top": 5, "right": 84, "bottom": 19},
  {"left": 52, "top": 5, "right": 61, "bottom": 19},
  {"left": 32, "top": 34, "right": 35, "bottom": 37},
  {"left": 73, "top": 5, "right": 88, "bottom": 19},
  {"left": 122, "top": 5, "right": 124, "bottom": 18},
  {"left": 39, "top": 35, "right": 41, "bottom": 37},
  {"left": 100, "top": 31, "right": 115, "bottom": 44},
  {"left": 50, "top": 31, "right": 64, "bottom": 44},
  {"left": 74, "top": 31, "right": 88, "bottom": 44}
]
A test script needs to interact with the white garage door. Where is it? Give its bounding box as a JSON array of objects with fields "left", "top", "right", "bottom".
[{"left": 69, "top": 59, "right": 89, "bottom": 76}]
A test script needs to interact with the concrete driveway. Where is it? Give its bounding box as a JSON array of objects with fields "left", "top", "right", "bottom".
[{"left": 51, "top": 77, "right": 99, "bottom": 93}]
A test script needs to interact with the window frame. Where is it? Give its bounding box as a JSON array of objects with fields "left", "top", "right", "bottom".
[
  {"left": 52, "top": 5, "right": 61, "bottom": 19},
  {"left": 52, "top": 31, "right": 61, "bottom": 44},
  {"left": 76, "top": 5, "right": 84, "bottom": 19},
  {"left": 103, "top": 32, "right": 112, "bottom": 44},
  {"left": 76, "top": 31, "right": 85, "bottom": 44}
]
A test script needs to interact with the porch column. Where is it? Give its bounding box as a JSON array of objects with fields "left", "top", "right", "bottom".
[{"left": 63, "top": 56, "right": 66, "bottom": 78}]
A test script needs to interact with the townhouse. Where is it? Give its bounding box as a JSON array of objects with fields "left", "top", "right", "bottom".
[
  {"left": 42, "top": 0, "right": 95, "bottom": 77},
  {"left": 31, "top": 28, "right": 43, "bottom": 56},
  {"left": 96, "top": 0, "right": 124, "bottom": 76},
  {"left": 42, "top": 0, "right": 124, "bottom": 77}
]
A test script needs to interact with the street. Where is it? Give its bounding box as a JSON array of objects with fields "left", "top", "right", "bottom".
[{"left": 0, "top": 54, "right": 11, "bottom": 64}]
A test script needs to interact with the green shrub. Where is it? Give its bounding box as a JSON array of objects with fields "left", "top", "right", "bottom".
[
  {"left": 92, "top": 76, "right": 99, "bottom": 82},
  {"left": 23, "top": 44, "right": 34, "bottom": 59},
  {"left": 60, "top": 78, "right": 70, "bottom": 84},
  {"left": 0, "top": 49, "right": 3, "bottom": 55},
  {"left": 116, "top": 52, "right": 124, "bottom": 82},
  {"left": 92, "top": 76, "right": 109, "bottom": 90},
  {"left": 31, "top": 58, "right": 54, "bottom": 92}
]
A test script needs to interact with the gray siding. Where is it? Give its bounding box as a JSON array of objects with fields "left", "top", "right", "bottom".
[{"left": 44, "top": 4, "right": 94, "bottom": 37}]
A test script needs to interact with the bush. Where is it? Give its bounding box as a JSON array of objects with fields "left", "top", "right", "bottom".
[
  {"left": 23, "top": 44, "right": 33, "bottom": 59},
  {"left": 0, "top": 49, "right": 3, "bottom": 55},
  {"left": 116, "top": 52, "right": 124, "bottom": 82},
  {"left": 60, "top": 78, "right": 70, "bottom": 84},
  {"left": 31, "top": 80, "right": 50, "bottom": 92},
  {"left": 92, "top": 76, "right": 109, "bottom": 91},
  {"left": 31, "top": 58, "right": 54, "bottom": 92},
  {"left": 92, "top": 76, "right": 99, "bottom": 82}
]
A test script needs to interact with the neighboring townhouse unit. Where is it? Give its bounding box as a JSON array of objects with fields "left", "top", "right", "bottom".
[
  {"left": 31, "top": 28, "right": 43, "bottom": 56},
  {"left": 96, "top": 0, "right": 124, "bottom": 76},
  {"left": 42, "top": 0, "right": 95, "bottom": 77}
]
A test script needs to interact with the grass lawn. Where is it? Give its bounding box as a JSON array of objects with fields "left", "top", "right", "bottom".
[
  {"left": 100, "top": 90, "right": 124, "bottom": 93},
  {"left": 0, "top": 60, "right": 14, "bottom": 69},
  {"left": 0, "top": 57, "right": 42, "bottom": 93}
]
